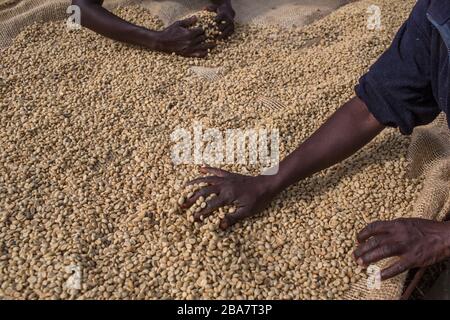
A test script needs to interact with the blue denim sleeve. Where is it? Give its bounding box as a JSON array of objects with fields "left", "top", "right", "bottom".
[{"left": 355, "top": 1, "right": 440, "bottom": 135}]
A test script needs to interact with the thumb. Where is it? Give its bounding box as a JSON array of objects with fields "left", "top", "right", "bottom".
[
  {"left": 204, "top": 5, "right": 218, "bottom": 12},
  {"left": 176, "top": 16, "right": 197, "bottom": 28},
  {"left": 220, "top": 207, "right": 249, "bottom": 230}
]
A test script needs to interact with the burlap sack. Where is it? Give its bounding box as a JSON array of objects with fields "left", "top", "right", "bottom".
[
  {"left": 1, "top": 0, "right": 449, "bottom": 300},
  {"left": 408, "top": 114, "right": 450, "bottom": 223},
  {"left": 0, "top": 0, "right": 348, "bottom": 48}
]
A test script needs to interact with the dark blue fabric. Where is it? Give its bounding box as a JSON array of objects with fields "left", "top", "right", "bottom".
[{"left": 355, "top": 0, "right": 450, "bottom": 134}]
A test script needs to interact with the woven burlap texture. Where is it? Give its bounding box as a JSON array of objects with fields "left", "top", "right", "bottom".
[
  {"left": 0, "top": 0, "right": 348, "bottom": 48},
  {"left": 1, "top": 0, "right": 449, "bottom": 300}
]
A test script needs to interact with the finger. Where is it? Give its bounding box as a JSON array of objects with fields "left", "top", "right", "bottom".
[
  {"left": 183, "top": 186, "right": 218, "bottom": 209},
  {"left": 193, "top": 35, "right": 207, "bottom": 44},
  {"left": 189, "top": 27, "right": 205, "bottom": 38},
  {"left": 353, "top": 235, "right": 388, "bottom": 259},
  {"left": 205, "top": 4, "right": 218, "bottom": 12},
  {"left": 220, "top": 207, "right": 250, "bottom": 230},
  {"left": 381, "top": 260, "right": 410, "bottom": 280},
  {"left": 187, "top": 176, "right": 224, "bottom": 187},
  {"left": 215, "top": 12, "right": 228, "bottom": 23},
  {"left": 181, "top": 50, "right": 208, "bottom": 58},
  {"left": 193, "top": 196, "right": 227, "bottom": 222},
  {"left": 190, "top": 50, "right": 208, "bottom": 58},
  {"left": 357, "top": 221, "right": 392, "bottom": 243},
  {"left": 176, "top": 16, "right": 197, "bottom": 28},
  {"left": 199, "top": 166, "right": 231, "bottom": 177},
  {"left": 218, "top": 21, "right": 231, "bottom": 31},
  {"left": 194, "top": 42, "right": 216, "bottom": 51},
  {"left": 357, "top": 244, "right": 402, "bottom": 266},
  {"left": 218, "top": 25, "right": 234, "bottom": 39}
]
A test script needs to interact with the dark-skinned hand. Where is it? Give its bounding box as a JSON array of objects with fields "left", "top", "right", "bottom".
[
  {"left": 182, "top": 166, "right": 276, "bottom": 230},
  {"left": 154, "top": 16, "right": 215, "bottom": 58},
  {"left": 206, "top": 1, "right": 236, "bottom": 39},
  {"left": 354, "top": 218, "right": 450, "bottom": 280}
]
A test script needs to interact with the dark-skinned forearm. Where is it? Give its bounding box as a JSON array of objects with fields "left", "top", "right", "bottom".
[
  {"left": 269, "top": 97, "right": 385, "bottom": 193},
  {"left": 210, "top": 0, "right": 232, "bottom": 5},
  {"left": 73, "top": 0, "right": 158, "bottom": 48}
]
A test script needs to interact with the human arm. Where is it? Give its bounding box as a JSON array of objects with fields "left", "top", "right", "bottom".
[
  {"left": 72, "top": 0, "right": 213, "bottom": 57},
  {"left": 184, "top": 97, "right": 385, "bottom": 229}
]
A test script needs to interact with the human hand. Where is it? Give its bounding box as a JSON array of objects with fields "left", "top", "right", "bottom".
[
  {"left": 153, "top": 16, "right": 214, "bottom": 57},
  {"left": 183, "top": 166, "right": 277, "bottom": 229},
  {"left": 354, "top": 218, "right": 450, "bottom": 280}
]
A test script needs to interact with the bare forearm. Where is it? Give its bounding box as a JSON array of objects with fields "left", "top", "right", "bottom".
[
  {"left": 210, "top": 0, "right": 231, "bottom": 5},
  {"left": 73, "top": 0, "right": 158, "bottom": 48},
  {"left": 270, "top": 97, "right": 385, "bottom": 192}
]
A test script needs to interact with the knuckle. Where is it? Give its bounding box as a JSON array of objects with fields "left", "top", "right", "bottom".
[
  {"left": 369, "top": 237, "right": 379, "bottom": 247},
  {"left": 199, "top": 188, "right": 209, "bottom": 197},
  {"left": 221, "top": 187, "right": 234, "bottom": 200},
  {"left": 401, "top": 255, "right": 412, "bottom": 266},
  {"left": 380, "top": 246, "right": 390, "bottom": 256},
  {"left": 360, "top": 255, "right": 368, "bottom": 265},
  {"left": 395, "top": 262, "right": 406, "bottom": 273}
]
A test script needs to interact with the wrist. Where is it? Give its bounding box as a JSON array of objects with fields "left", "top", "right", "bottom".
[
  {"left": 256, "top": 173, "right": 286, "bottom": 197},
  {"left": 223, "top": 0, "right": 235, "bottom": 16},
  {"left": 214, "top": 0, "right": 234, "bottom": 14},
  {"left": 133, "top": 26, "right": 161, "bottom": 51},
  {"left": 213, "top": 0, "right": 231, "bottom": 5}
]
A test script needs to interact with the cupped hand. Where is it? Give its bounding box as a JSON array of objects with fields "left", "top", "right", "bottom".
[
  {"left": 182, "top": 166, "right": 277, "bottom": 230},
  {"left": 154, "top": 16, "right": 215, "bottom": 57},
  {"left": 206, "top": 1, "right": 235, "bottom": 39}
]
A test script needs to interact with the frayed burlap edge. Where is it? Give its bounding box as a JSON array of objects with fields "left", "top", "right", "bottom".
[{"left": 0, "top": 0, "right": 139, "bottom": 48}]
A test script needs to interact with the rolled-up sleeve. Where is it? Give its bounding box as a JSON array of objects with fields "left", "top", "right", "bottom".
[{"left": 355, "top": 1, "right": 440, "bottom": 135}]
